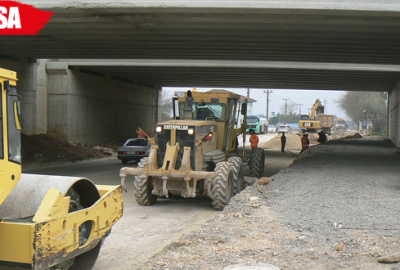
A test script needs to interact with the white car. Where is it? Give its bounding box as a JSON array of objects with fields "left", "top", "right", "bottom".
[
  {"left": 117, "top": 138, "right": 150, "bottom": 164},
  {"left": 277, "top": 124, "right": 292, "bottom": 134},
  {"left": 267, "top": 125, "right": 277, "bottom": 133}
]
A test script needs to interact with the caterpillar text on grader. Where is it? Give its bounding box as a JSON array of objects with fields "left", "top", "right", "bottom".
[
  {"left": 0, "top": 68, "right": 123, "bottom": 270},
  {"left": 120, "top": 90, "right": 265, "bottom": 210}
]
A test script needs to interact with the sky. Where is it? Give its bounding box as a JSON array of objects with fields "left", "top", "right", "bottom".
[{"left": 163, "top": 87, "right": 348, "bottom": 119}]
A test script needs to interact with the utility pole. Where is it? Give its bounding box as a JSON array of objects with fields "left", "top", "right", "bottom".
[
  {"left": 298, "top": 103, "right": 303, "bottom": 116},
  {"left": 263, "top": 89, "right": 273, "bottom": 119},
  {"left": 283, "top": 98, "right": 290, "bottom": 124},
  {"left": 242, "top": 88, "right": 250, "bottom": 159}
]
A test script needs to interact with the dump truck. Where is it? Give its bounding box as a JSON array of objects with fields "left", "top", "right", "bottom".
[
  {"left": 0, "top": 68, "right": 123, "bottom": 269},
  {"left": 298, "top": 98, "right": 334, "bottom": 134},
  {"left": 120, "top": 90, "right": 265, "bottom": 210},
  {"left": 335, "top": 118, "right": 347, "bottom": 130},
  {"left": 317, "top": 114, "right": 335, "bottom": 135}
]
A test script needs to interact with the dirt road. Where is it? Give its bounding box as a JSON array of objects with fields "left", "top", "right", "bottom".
[
  {"left": 143, "top": 137, "right": 400, "bottom": 269},
  {"left": 238, "top": 133, "right": 277, "bottom": 147},
  {"left": 23, "top": 148, "right": 298, "bottom": 269}
]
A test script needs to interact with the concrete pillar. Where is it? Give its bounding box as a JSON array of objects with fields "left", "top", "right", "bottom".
[
  {"left": 388, "top": 79, "right": 400, "bottom": 147},
  {"left": 35, "top": 59, "right": 48, "bottom": 134},
  {"left": 46, "top": 62, "right": 70, "bottom": 140},
  {"left": 0, "top": 59, "right": 39, "bottom": 135},
  {"left": 46, "top": 62, "right": 159, "bottom": 143}
]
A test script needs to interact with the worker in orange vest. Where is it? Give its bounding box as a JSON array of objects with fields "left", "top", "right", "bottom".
[
  {"left": 249, "top": 129, "right": 259, "bottom": 152},
  {"left": 300, "top": 133, "right": 309, "bottom": 153}
]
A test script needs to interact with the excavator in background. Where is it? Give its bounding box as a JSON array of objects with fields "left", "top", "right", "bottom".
[
  {"left": 120, "top": 90, "right": 265, "bottom": 211},
  {"left": 298, "top": 98, "right": 335, "bottom": 134},
  {"left": 0, "top": 68, "right": 123, "bottom": 269}
]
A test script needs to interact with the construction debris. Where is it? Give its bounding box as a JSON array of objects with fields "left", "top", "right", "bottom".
[
  {"left": 21, "top": 133, "right": 112, "bottom": 164},
  {"left": 256, "top": 177, "right": 273, "bottom": 186},
  {"left": 378, "top": 252, "right": 400, "bottom": 263}
]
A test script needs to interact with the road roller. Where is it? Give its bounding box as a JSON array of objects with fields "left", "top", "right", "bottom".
[{"left": 0, "top": 68, "right": 123, "bottom": 269}]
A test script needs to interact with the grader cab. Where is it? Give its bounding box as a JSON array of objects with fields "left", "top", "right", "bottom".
[{"left": 120, "top": 90, "right": 265, "bottom": 210}]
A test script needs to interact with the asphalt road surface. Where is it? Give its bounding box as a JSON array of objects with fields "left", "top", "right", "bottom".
[{"left": 22, "top": 133, "right": 296, "bottom": 270}]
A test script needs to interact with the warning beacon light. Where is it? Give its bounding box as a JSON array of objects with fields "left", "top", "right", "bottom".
[
  {"left": 137, "top": 127, "right": 150, "bottom": 140},
  {"left": 202, "top": 132, "right": 214, "bottom": 143}
]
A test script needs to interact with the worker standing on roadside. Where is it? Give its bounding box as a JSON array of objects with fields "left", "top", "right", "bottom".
[
  {"left": 281, "top": 132, "right": 286, "bottom": 153},
  {"left": 317, "top": 130, "right": 327, "bottom": 144},
  {"left": 300, "top": 133, "right": 309, "bottom": 153},
  {"left": 249, "top": 129, "right": 259, "bottom": 152}
]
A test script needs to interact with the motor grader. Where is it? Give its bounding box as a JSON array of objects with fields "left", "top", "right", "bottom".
[
  {"left": 120, "top": 90, "right": 265, "bottom": 210},
  {"left": 0, "top": 68, "right": 123, "bottom": 269}
]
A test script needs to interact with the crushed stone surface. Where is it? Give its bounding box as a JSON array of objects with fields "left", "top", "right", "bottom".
[{"left": 142, "top": 137, "right": 400, "bottom": 270}]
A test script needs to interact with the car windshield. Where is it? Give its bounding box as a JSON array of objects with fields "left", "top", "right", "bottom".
[
  {"left": 125, "top": 139, "right": 147, "bottom": 146},
  {"left": 280, "top": 125, "right": 287, "bottom": 128}
]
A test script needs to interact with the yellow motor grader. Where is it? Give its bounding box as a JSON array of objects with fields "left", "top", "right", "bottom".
[
  {"left": 120, "top": 90, "right": 265, "bottom": 210},
  {"left": 0, "top": 68, "right": 123, "bottom": 269}
]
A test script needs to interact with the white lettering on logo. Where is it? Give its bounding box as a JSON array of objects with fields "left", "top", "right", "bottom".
[
  {"left": 163, "top": 125, "right": 189, "bottom": 130},
  {"left": 0, "top": 7, "right": 21, "bottom": 29}
]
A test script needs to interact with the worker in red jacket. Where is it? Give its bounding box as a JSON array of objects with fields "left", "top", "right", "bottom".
[{"left": 249, "top": 129, "right": 259, "bottom": 152}]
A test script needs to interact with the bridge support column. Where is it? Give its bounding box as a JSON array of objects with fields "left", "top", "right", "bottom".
[
  {"left": 388, "top": 79, "right": 400, "bottom": 147},
  {"left": 46, "top": 62, "right": 159, "bottom": 143},
  {"left": 0, "top": 58, "right": 49, "bottom": 135}
]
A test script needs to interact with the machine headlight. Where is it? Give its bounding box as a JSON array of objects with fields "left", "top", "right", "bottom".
[
  {"left": 188, "top": 128, "right": 194, "bottom": 135},
  {"left": 156, "top": 126, "right": 162, "bottom": 133}
]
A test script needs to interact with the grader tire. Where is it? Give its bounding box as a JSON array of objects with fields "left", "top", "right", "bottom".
[
  {"left": 211, "top": 162, "right": 235, "bottom": 211},
  {"left": 134, "top": 157, "right": 157, "bottom": 206},
  {"left": 227, "top": 156, "right": 244, "bottom": 194},
  {"left": 250, "top": 148, "right": 265, "bottom": 178}
]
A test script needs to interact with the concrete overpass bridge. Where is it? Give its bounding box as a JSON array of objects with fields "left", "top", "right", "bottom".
[{"left": 1, "top": 1, "right": 400, "bottom": 145}]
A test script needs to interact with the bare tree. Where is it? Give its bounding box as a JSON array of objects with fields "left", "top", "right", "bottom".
[
  {"left": 280, "top": 101, "right": 298, "bottom": 115},
  {"left": 160, "top": 90, "right": 173, "bottom": 122}
]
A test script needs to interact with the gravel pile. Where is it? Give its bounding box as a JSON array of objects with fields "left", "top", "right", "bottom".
[
  {"left": 143, "top": 137, "right": 400, "bottom": 270},
  {"left": 260, "top": 134, "right": 302, "bottom": 150}
]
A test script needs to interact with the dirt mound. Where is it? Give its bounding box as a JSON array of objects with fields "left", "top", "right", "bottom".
[
  {"left": 259, "top": 133, "right": 302, "bottom": 150},
  {"left": 21, "top": 133, "right": 111, "bottom": 164},
  {"left": 307, "top": 133, "right": 319, "bottom": 144},
  {"left": 342, "top": 132, "right": 363, "bottom": 139}
]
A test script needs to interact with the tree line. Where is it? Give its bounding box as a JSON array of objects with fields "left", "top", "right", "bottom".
[{"left": 335, "top": 92, "right": 387, "bottom": 133}]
